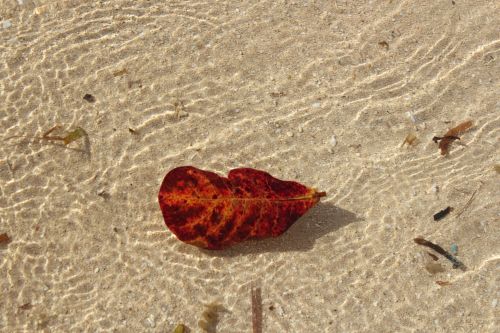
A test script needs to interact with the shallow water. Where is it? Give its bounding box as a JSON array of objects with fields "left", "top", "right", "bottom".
[{"left": 1, "top": 1, "right": 499, "bottom": 332}]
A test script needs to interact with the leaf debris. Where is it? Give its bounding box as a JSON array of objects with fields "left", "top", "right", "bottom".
[
  {"left": 436, "top": 280, "right": 451, "bottom": 286},
  {"left": 433, "top": 206, "right": 453, "bottom": 221},
  {"left": 113, "top": 68, "right": 128, "bottom": 77},
  {"left": 83, "top": 94, "right": 96, "bottom": 103},
  {"left": 19, "top": 303, "right": 33, "bottom": 310},
  {"left": 378, "top": 41, "right": 389, "bottom": 50},
  {"left": 0, "top": 233, "right": 11, "bottom": 244},
  {"left": 414, "top": 237, "right": 466, "bottom": 270},
  {"left": 198, "top": 302, "right": 225, "bottom": 333},
  {"left": 401, "top": 133, "right": 417, "bottom": 147},
  {"left": 172, "top": 324, "right": 186, "bottom": 333},
  {"left": 433, "top": 120, "right": 473, "bottom": 155},
  {"left": 427, "top": 252, "right": 439, "bottom": 261}
]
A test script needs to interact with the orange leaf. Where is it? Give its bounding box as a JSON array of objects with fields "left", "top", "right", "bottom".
[
  {"left": 435, "top": 120, "right": 473, "bottom": 155},
  {"left": 158, "top": 166, "right": 326, "bottom": 249}
]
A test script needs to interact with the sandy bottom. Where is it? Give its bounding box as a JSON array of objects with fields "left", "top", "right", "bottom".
[{"left": 1, "top": 0, "right": 499, "bottom": 332}]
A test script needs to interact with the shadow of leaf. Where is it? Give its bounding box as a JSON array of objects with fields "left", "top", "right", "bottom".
[{"left": 198, "top": 202, "right": 361, "bottom": 257}]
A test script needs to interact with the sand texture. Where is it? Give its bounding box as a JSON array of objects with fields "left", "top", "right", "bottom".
[{"left": 1, "top": 0, "right": 499, "bottom": 332}]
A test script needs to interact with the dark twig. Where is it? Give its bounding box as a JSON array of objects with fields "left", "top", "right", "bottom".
[
  {"left": 251, "top": 287, "right": 262, "bottom": 333},
  {"left": 414, "top": 237, "right": 466, "bottom": 270},
  {"left": 433, "top": 206, "right": 452, "bottom": 221},
  {"left": 455, "top": 183, "right": 482, "bottom": 218}
]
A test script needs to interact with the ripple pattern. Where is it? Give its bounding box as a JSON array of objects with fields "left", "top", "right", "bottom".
[{"left": 1, "top": 0, "right": 499, "bottom": 332}]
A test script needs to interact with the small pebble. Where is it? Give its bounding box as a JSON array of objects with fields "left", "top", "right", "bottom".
[
  {"left": 298, "top": 126, "right": 304, "bottom": 133},
  {"left": 34, "top": 6, "right": 48, "bottom": 15},
  {"left": 312, "top": 101, "right": 321, "bottom": 108},
  {"left": 83, "top": 94, "right": 95, "bottom": 103},
  {"left": 431, "top": 183, "right": 439, "bottom": 194},
  {"left": 275, "top": 305, "right": 284, "bottom": 316},
  {"left": 146, "top": 314, "right": 156, "bottom": 328},
  {"left": 492, "top": 299, "right": 498, "bottom": 308},
  {"left": 406, "top": 111, "right": 417, "bottom": 124},
  {"left": 450, "top": 244, "right": 458, "bottom": 255},
  {"left": 17, "top": 0, "right": 25, "bottom": 5},
  {"left": 286, "top": 131, "right": 294, "bottom": 137},
  {"left": 2, "top": 20, "right": 12, "bottom": 29},
  {"left": 330, "top": 135, "right": 337, "bottom": 147}
]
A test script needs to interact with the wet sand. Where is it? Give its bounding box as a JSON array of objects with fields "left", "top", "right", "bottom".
[{"left": 1, "top": 1, "right": 499, "bottom": 332}]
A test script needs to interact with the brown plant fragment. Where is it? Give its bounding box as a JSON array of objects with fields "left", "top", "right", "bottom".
[
  {"left": 128, "top": 80, "right": 142, "bottom": 88},
  {"left": 38, "top": 125, "right": 88, "bottom": 146},
  {"left": 0, "top": 233, "right": 11, "bottom": 244},
  {"left": 401, "top": 133, "right": 417, "bottom": 147},
  {"left": 83, "top": 94, "right": 95, "bottom": 103},
  {"left": 378, "top": 41, "right": 389, "bottom": 50},
  {"left": 5, "top": 125, "right": 87, "bottom": 147},
  {"left": 427, "top": 252, "right": 439, "bottom": 261},
  {"left": 252, "top": 287, "right": 263, "bottom": 333},
  {"left": 436, "top": 280, "right": 451, "bottom": 286},
  {"left": 269, "top": 91, "right": 286, "bottom": 98},
  {"left": 433, "top": 120, "right": 473, "bottom": 155},
  {"left": 172, "top": 324, "right": 187, "bottom": 333},
  {"left": 414, "top": 237, "right": 466, "bottom": 270},
  {"left": 433, "top": 206, "right": 453, "bottom": 221},
  {"left": 158, "top": 166, "right": 326, "bottom": 249},
  {"left": 113, "top": 68, "right": 128, "bottom": 77},
  {"left": 198, "top": 302, "right": 225, "bottom": 333},
  {"left": 19, "top": 303, "right": 33, "bottom": 310}
]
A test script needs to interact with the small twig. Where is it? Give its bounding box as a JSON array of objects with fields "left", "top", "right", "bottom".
[
  {"left": 414, "top": 237, "right": 466, "bottom": 270},
  {"left": 251, "top": 287, "right": 262, "bottom": 333},
  {"left": 5, "top": 160, "right": 14, "bottom": 177},
  {"left": 455, "top": 183, "right": 482, "bottom": 219}
]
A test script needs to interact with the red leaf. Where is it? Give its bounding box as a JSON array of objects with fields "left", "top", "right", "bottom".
[{"left": 158, "top": 166, "right": 326, "bottom": 250}]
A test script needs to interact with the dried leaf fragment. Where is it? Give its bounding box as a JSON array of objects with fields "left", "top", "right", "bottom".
[
  {"left": 113, "top": 68, "right": 128, "bottom": 77},
  {"left": 433, "top": 206, "right": 452, "bottom": 221},
  {"left": 0, "top": 233, "right": 11, "bottom": 244},
  {"left": 378, "top": 41, "right": 389, "bottom": 50},
  {"left": 414, "top": 237, "right": 466, "bottom": 270},
  {"left": 269, "top": 91, "right": 286, "bottom": 98},
  {"left": 19, "top": 303, "right": 33, "bottom": 310},
  {"left": 401, "top": 133, "right": 417, "bottom": 147},
  {"left": 427, "top": 252, "right": 439, "bottom": 261},
  {"left": 436, "top": 280, "right": 451, "bottom": 286},
  {"left": 61, "top": 127, "right": 87, "bottom": 145},
  {"left": 172, "top": 324, "right": 186, "bottom": 333},
  {"left": 198, "top": 302, "right": 225, "bottom": 333},
  {"left": 433, "top": 120, "right": 473, "bottom": 155},
  {"left": 83, "top": 94, "right": 95, "bottom": 103},
  {"left": 39, "top": 125, "right": 87, "bottom": 145}
]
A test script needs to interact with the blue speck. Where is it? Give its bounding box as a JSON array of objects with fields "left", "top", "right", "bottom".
[{"left": 450, "top": 244, "right": 458, "bottom": 255}]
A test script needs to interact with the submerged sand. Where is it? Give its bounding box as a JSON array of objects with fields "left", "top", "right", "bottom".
[{"left": 1, "top": 0, "right": 499, "bottom": 332}]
